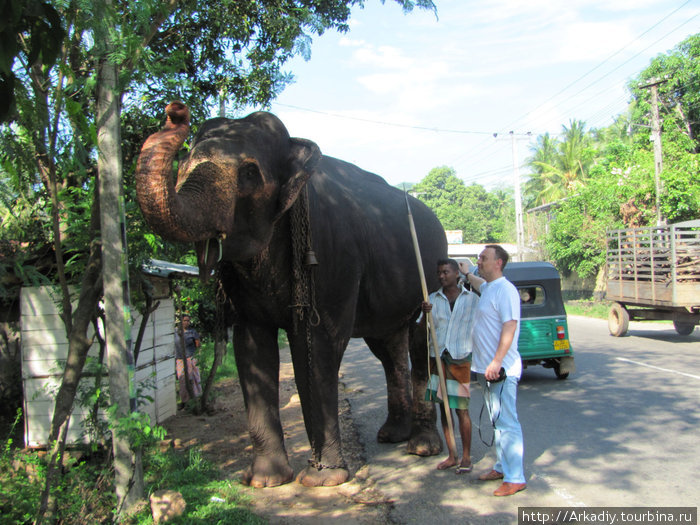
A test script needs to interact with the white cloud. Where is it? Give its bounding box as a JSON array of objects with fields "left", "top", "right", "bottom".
[
  {"left": 338, "top": 36, "right": 365, "bottom": 48},
  {"left": 556, "top": 22, "right": 635, "bottom": 62}
]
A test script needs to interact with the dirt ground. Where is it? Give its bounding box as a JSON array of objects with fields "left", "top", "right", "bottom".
[{"left": 162, "top": 349, "right": 395, "bottom": 524}]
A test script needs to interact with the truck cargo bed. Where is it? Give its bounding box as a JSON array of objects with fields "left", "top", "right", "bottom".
[{"left": 605, "top": 220, "right": 700, "bottom": 308}]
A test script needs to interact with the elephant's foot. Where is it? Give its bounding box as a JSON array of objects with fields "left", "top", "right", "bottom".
[
  {"left": 242, "top": 455, "right": 294, "bottom": 488},
  {"left": 377, "top": 416, "right": 412, "bottom": 443},
  {"left": 406, "top": 427, "right": 443, "bottom": 457},
  {"left": 296, "top": 461, "right": 349, "bottom": 487}
]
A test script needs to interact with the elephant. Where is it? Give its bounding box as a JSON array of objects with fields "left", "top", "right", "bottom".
[{"left": 135, "top": 102, "right": 447, "bottom": 487}]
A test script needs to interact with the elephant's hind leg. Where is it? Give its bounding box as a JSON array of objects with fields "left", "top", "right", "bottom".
[
  {"left": 406, "top": 322, "right": 442, "bottom": 456},
  {"left": 365, "top": 330, "right": 413, "bottom": 443}
]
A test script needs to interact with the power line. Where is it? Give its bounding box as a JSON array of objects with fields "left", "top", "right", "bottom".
[
  {"left": 539, "top": 11, "right": 699, "bottom": 124},
  {"left": 459, "top": 5, "right": 697, "bottom": 185},
  {"left": 496, "top": 0, "right": 697, "bottom": 135},
  {"left": 274, "top": 103, "right": 495, "bottom": 135}
]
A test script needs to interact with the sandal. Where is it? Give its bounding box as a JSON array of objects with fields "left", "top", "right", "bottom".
[{"left": 455, "top": 464, "right": 473, "bottom": 474}]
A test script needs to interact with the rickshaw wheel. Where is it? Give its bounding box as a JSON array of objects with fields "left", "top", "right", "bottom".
[
  {"left": 553, "top": 361, "right": 569, "bottom": 380},
  {"left": 608, "top": 303, "right": 629, "bottom": 337},
  {"left": 554, "top": 366, "right": 569, "bottom": 379}
]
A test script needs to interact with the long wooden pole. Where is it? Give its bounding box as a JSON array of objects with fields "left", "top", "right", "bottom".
[{"left": 405, "top": 193, "right": 455, "bottom": 440}]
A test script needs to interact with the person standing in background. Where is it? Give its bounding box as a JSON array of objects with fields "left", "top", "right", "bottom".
[{"left": 175, "top": 314, "right": 202, "bottom": 405}]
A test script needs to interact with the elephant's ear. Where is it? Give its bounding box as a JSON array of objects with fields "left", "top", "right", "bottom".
[{"left": 277, "top": 137, "right": 321, "bottom": 216}]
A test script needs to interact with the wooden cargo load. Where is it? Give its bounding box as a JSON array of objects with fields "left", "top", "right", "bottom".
[{"left": 606, "top": 220, "right": 700, "bottom": 308}]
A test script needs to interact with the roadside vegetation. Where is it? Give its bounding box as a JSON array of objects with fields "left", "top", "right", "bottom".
[
  {"left": 521, "top": 34, "right": 699, "bottom": 281},
  {"left": 0, "top": 340, "right": 269, "bottom": 524},
  {"left": 564, "top": 299, "right": 611, "bottom": 320}
]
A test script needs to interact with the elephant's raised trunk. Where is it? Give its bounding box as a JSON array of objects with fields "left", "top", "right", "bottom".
[{"left": 135, "top": 102, "right": 217, "bottom": 243}]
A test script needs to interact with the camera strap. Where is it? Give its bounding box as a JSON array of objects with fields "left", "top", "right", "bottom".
[{"left": 477, "top": 379, "right": 505, "bottom": 447}]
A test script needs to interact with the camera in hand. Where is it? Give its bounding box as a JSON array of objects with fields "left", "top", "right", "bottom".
[{"left": 489, "top": 367, "right": 506, "bottom": 383}]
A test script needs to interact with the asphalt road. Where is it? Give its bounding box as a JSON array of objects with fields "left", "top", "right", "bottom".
[{"left": 338, "top": 316, "right": 700, "bottom": 524}]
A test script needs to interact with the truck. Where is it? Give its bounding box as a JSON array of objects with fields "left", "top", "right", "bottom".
[{"left": 605, "top": 219, "right": 700, "bottom": 336}]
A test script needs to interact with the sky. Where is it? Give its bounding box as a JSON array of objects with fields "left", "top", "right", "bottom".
[{"left": 245, "top": 0, "right": 700, "bottom": 189}]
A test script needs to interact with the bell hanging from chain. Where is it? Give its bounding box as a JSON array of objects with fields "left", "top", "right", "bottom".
[{"left": 304, "top": 249, "right": 319, "bottom": 267}]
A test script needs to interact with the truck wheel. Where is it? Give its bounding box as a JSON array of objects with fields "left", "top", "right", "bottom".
[
  {"left": 608, "top": 303, "right": 629, "bottom": 337},
  {"left": 673, "top": 321, "right": 695, "bottom": 336}
]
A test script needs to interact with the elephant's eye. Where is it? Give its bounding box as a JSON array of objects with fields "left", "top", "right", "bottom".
[{"left": 238, "top": 161, "right": 262, "bottom": 195}]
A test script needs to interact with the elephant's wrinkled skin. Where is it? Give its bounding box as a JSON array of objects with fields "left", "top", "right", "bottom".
[{"left": 136, "top": 102, "right": 447, "bottom": 487}]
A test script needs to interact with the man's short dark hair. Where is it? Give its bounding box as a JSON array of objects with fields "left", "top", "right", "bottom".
[
  {"left": 485, "top": 244, "right": 509, "bottom": 269},
  {"left": 437, "top": 258, "right": 459, "bottom": 272}
]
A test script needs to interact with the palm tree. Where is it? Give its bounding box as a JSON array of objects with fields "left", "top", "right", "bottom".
[
  {"left": 525, "top": 120, "right": 594, "bottom": 206},
  {"left": 524, "top": 132, "right": 559, "bottom": 207}
]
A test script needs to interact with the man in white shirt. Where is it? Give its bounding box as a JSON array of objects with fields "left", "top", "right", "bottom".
[
  {"left": 463, "top": 245, "right": 526, "bottom": 497},
  {"left": 421, "top": 258, "right": 479, "bottom": 473}
]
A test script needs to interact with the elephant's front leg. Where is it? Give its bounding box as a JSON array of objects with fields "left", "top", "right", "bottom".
[
  {"left": 234, "top": 323, "right": 293, "bottom": 487},
  {"left": 288, "top": 330, "right": 349, "bottom": 487}
]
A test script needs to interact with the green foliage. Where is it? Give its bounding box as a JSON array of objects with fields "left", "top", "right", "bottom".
[
  {"left": 199, "top": 340, "right": 237, "bottom": 384},
  {"left": 525, "top": 120, "right": 596, "bottom": 207},
  {"left": 0, "top": 0, "right": 65, "bottom": 121},
  {"left": 526, "top": 33, "right": 700, "bottom": 278},
  {"left": 0, "top": 410, "right": 41, "bottom": 524},
  {"left": 108, "top": 408, "right": 167, "bottom": 450},
  {"left": 411, "top": 166, "right": 515, "bottom": 243},
  {"left": 628, "top": 33, "right": 700, "bottom": 152},
  {"left": 1, "top": 409, "right": 116, "bottom": 524}
]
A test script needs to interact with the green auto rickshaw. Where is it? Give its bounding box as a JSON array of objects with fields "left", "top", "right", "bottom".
[{"left": 502, "top": 261, "right": 575, "bottom": 380}]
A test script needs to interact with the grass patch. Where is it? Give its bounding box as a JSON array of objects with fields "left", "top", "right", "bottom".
[
  {"left": 198, "top": 329, "right": 288, "bottom": 385},
  {"left": 565, "top": 299, "right": 611, "bottom": 319},
  {"left": 198, "top": 341, "right": 237, "bottom": 384},
  {"left": 125, "top": 447, "right": 265, "bottom": 524}
]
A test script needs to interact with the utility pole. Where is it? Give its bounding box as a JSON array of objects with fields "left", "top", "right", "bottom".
[
  {"left": 640, "top": 77, "right": 668, "bottom": 226},
  {"left": 494, "top": 131, "right": 531, "bottom": 261},
  {"left": 510, "top": 132, "right": 525, "bottom": 260}
]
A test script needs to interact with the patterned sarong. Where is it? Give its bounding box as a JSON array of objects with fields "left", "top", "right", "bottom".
[
  {"left": 425, "top": 353, "right": 471, "bottom": 410},
  {"left": 176, "top": 357, "right": 202, "bottom": 402}
]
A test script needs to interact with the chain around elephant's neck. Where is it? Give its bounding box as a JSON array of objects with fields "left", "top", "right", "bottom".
[
  {"left": 289, "top": 183, "right": 325, "bottom": 462},
  {"left": 289, "top": 184, "right": 320, "bottom": 334}
]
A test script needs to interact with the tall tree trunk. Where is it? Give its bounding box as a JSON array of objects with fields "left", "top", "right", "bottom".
[{"left": 96, "top": 50, "right": 143, "bottom": 513}]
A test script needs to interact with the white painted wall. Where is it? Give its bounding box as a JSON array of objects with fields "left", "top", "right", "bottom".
[{"left": 20, "top": 286, "right": 176, "bottom": 447}]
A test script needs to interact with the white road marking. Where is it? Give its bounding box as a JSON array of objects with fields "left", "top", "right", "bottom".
[
  {"left": 530, "top": 471, "right": 587, "bottom": 507},
  {"left": 616, "top": 357, "right": 700, "bottom": 380}
]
